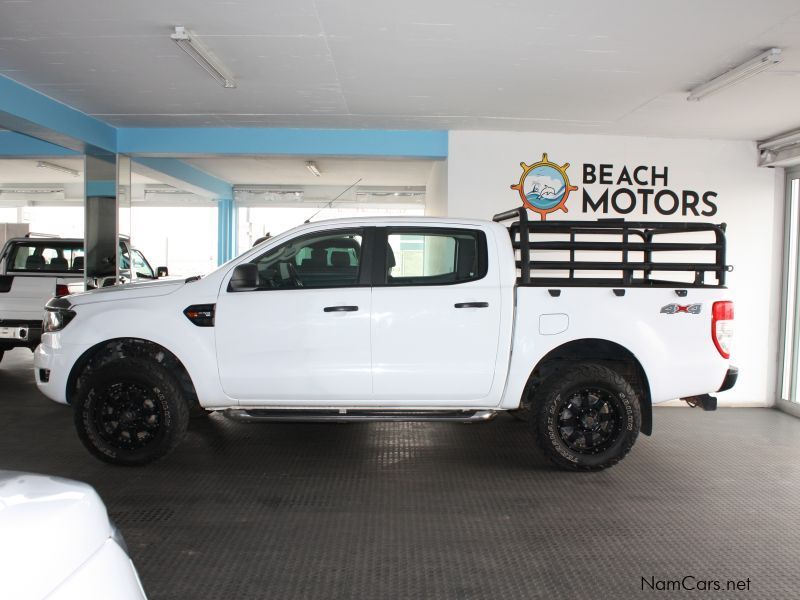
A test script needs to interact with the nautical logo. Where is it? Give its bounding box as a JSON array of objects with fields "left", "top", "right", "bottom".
[
  {"left": 660, "top": 303, "right": 702, "bottom": 314},
  {"left": 510, "top": 153, "right": 578, "bottom": 220}
]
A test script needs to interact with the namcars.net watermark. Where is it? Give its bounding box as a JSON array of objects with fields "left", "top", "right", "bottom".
[{"left": 642, "top": 576, "right": 752, "bottom": 592}]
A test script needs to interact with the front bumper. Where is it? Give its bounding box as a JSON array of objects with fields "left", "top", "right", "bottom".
[
  {"left": 718, "top": 366, "right": 738, "bottom": 392},
  {"left": 34, "top": 335, "right": 76, "bottom": 405}
]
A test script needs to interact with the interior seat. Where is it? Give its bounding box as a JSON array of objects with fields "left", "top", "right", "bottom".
[
  {"left": 25, "top": 255, "right": 46, "bottom": 270},
  {"left": 49, "top": 257, "right": 69, "bottom": 271}
]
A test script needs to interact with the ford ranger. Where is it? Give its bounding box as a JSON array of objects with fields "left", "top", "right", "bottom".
[{"left": 34, "top": 208, "right": 737, "bottom": 470}]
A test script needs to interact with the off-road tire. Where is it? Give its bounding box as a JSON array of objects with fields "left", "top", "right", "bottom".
[
  {"left": 73, "top": 357, "right": 189, "bottom": 466},
  {"left": 531, "top": 362, "right": 640, "bottom": 471}
]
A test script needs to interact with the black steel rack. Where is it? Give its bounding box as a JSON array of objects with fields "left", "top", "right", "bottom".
[{"left": 492, "top": 207, "right": 730, "bottom": 288}]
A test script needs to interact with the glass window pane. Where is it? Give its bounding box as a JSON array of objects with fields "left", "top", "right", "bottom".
[
  {"left": 132, "top": 249, "right": 155, "bottom": 279},
  {"left": 251, "top": 230, "right": 363, "bottom": 290},
  {"left": 386, "top": 230, "right": 483, "bottom": 286},
  {"left": 7, "top": 242, "right": 83, "bottom": 273}
]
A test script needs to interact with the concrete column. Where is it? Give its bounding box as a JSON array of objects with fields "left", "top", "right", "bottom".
[
  {"left": 217, "top": 197, "right": 236, "bottom": 264},
  {"left": 84, "top": 150, "right": 118, "bottom": 286}
]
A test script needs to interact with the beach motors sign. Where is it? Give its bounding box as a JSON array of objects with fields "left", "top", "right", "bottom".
[{"left": 510, "top": 152, "right": 718, "bottom": 220}]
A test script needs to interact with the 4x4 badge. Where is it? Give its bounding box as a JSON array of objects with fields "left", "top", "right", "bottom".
[{"left": 661, "top": 303, "right": 702, "bottom": 314}]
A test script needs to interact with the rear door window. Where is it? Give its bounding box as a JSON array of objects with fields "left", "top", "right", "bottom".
[{"left": 382, "top": 229, "right": 487, "bottom": 286}]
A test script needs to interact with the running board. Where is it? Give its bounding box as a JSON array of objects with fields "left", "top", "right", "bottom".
[{"left": 223, "top": 409, "right": 497, "bottom": 423}]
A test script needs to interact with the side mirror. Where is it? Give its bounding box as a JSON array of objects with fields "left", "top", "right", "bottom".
[
  {"left": 156, "top": 266, "right": 169, "bottom": 278},
  {"left": 229, "top": 263, "right": 259, "bottom": 292}
]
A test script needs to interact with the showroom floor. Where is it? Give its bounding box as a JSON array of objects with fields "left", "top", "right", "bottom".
[{"left": 2, "top": 349, "right": 799, "bottom": 600}]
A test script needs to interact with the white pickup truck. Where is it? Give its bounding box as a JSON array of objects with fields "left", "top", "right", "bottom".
[
  {"left": 0, "top": 236, "right": 165, "bottom": 361},
  {"left": 34, "top": 208, "right": 737, "bottom": 470}
]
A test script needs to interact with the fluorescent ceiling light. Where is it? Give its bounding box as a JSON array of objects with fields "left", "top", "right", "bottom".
[
  {"left": 36, "top": 161, "right": 80, "bottom": 177},
  {"left": 687, "top": 48, "right": 783, "bottom": 101},
  {"left": 759, "top": 128, "right": 800, "bottom": 152},
  {"left": 171, "top": 26, "right": 236, "bottom": 89},
  {"left": 757, "top": 127, "right": 800, "bottom": 167},
  {"left": 0, "top": 187, "right": 64, "bottom": 194},
  {"left": 305, "top": 161, "right": 322, "bottom": 177},
  {"left": 234, "top": 186, "right": 304, "bottom": 195}
]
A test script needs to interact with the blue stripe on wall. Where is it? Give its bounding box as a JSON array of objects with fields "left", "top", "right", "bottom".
[{"left": 86, "top": 180, "right": 116, "bottom": 197}]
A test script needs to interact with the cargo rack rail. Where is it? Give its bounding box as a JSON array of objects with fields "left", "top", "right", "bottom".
[{"left": 492, "top": 207, "right": 731, "bottom": 288}]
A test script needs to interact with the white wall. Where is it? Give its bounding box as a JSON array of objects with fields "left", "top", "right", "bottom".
[
  {"left": 424, "top": 160, "right": 448, "bottom": 217},
  {"left": 447, "top": 130, "right": 783, "bottom": 407}
]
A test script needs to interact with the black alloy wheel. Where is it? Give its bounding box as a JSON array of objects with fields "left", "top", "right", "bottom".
[
  {"left": 555, "top": 387, "right": 623, "bottom": 455},
  {"left": 74, "top": 357, "right": 189, "bottom": 466},
  {"left": 93, "top": 381, "right": 164, "bottom": 450},
  {"left": 531, "top": 362, "right": 641, "bottom": 471}
]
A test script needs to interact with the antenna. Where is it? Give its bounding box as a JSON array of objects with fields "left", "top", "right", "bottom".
[{"left": 304, "top": 178, "right": 363, "bottom": 224}]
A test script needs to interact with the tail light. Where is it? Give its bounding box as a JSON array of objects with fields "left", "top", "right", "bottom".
[
  {"left": 712, "top": 301, "right": 734, "bottom": 359},
  {"left": 55, "top": 284, "right": 70, "bottom": 297}
]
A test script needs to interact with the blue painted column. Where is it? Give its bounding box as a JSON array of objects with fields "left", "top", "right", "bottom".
[{"left": 217, "top": 197, "right": 236, "bottom": 265}]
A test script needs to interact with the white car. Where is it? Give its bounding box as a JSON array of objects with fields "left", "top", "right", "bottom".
[
  {"left": 0, "top": 471, "right": 147, "bottom": 600},
  {"left": 34, "top": 208, "right": 736, "bottom": 470},
  {"left": 0, "top": 236, "right": 165, "bottom": 362}
]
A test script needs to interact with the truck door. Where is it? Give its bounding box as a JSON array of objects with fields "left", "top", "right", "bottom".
[
  {"left": 215, "top": 227, "right": 373, "bottom": 404},
  {"left": 370, "top": 227, "right": 503, "bottom": 404}
]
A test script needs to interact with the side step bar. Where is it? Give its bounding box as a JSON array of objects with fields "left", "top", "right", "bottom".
[{"left": 223, "top": 409, "right": 497, "bottom": 423}]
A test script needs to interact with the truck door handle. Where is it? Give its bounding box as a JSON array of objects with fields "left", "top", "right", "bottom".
[
  {"left": 323, "top": 305, "right": 359, "bottom": 312},
  {"left": 454, "top": 302, "right": 489, "bottom": 308}
]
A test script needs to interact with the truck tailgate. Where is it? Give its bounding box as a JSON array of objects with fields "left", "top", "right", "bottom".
[{"left": 0, "top": 275, "right": 56, "bottom": 321}]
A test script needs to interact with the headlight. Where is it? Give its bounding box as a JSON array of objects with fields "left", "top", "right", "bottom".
[{"left": 43, "top": 308, "right": 76, "bottom": 332}]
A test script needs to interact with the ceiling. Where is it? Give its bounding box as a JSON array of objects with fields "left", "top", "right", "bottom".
[
  {"left": 0, "top": 158, "right": 161, "bottom": 184},
  {"left": 184, "top": 157, "right": 433, "bottom": 186},
  {"left": 0, "top": 156, "right": 433, "bottom": 193},
  {"left": 0, "top": 0, "right": 799, "bottom": 140}
]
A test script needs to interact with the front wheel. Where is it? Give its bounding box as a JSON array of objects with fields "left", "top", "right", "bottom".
[
  {"left": 73, "top": 357, "right": 189, "bottom": 466},
  {"left": 531, "top": 363, "right": 641, "bottom": 471}
]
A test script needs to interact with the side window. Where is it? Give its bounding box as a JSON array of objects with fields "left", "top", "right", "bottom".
[
  {"left": 385, "top": 229, "right": 486, "bottom": 286},
  {"left": 249, "top": 230, "right": 363, "bottom": 290},
  {"left": 131, "top": 249, "right": 155, "bottom": 279},
  {"left": 119, "top": 247, "right": 130, "bottom": 271}
]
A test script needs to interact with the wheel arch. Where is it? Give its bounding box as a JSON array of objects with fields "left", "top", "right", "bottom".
[
  {"left": 524, "top": 337, "right": 653, "bottom": 436},
  {"left": 66, "top": 337, "right": 199, "bottom": 409}
]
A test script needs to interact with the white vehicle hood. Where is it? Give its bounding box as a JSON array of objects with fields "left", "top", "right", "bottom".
[
  {"left": 66, "top": 278, "right": 185, "bottom": 306},
  {"left": 0, "top": 471, "right": 113, "bottom": 600}
]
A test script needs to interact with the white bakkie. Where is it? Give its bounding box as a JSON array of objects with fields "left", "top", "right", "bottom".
[
  {"left": 0, "top": 471, "right": 147, "bottom": 600},
  {"left": 0, "top": 236, "right": 163, "bottom": 362},
  {"left": 34, "top": 208, "right": 737, "bottom": 470}
]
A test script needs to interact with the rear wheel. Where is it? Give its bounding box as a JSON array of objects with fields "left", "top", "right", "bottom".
[
  {"left": 73, "top": 357, "right": 189, "bottom": 466},
  {"left": 531, "top": 363, "right": 640, "bottom": 471}
]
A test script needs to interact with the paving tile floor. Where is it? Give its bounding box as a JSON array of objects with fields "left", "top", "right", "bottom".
[{"left": 2, "top": 348, "right": 798, "bottom": 599}]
